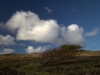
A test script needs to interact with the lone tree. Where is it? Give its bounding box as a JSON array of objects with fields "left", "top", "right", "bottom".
[
  {"left": 58, "top": 44, "right": 83, "bottom": 56},
  {"left": 40, "top": 44, "right": 84, "bottom": 66}
]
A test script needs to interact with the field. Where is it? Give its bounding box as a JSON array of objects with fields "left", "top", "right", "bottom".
[{"left": 0, "top": 51, "right": 100, "bottom": 75}]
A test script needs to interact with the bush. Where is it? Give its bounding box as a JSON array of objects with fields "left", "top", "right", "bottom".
[{"left": 40, "top": 44, "right": 84, "bottom": 66}]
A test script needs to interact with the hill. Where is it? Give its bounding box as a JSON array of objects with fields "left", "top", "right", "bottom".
[{"left": 0, "top": 51, "right": 100, "bottom": 75}]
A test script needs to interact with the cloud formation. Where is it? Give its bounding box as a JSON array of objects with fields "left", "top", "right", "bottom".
[
  {"left": 85, "top": 28, "right": 99, "bottom": 36},
  {"left": 45, "top": 7, "right": 53, "bottom": 13},
  {"left": 25, "top": 46, "right": 47, "bottom": 54},
  {"left": 0, "top": 35, "right": 14, "bottom": 45},
  {"left": 5, "top": 11, "right": 85, "bottom": 46},
  {"left": 6, "top": 11, "right": 59, "bottom": 43},
  {"left": 0, "top": 48, "right": 15, "bottom": 54},
  {"left": 55, "top": 24, "right": 85, "bottom": 46}
]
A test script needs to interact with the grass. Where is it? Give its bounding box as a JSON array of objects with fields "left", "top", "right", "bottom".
[
  {"left": 79, "top": 51, "right": 100, "bottom": 56},
  {"left": 0, "top": 51, "right": 100, "bottom": 75}
]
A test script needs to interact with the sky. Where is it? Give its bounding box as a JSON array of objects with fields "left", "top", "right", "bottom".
[{"left": 0, "top": 0, "right": 100, "bottom": 54}]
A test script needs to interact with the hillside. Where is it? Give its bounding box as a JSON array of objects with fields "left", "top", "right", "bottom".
[{"left": 0, "top": 51, "right": 100, "bottom": 75}]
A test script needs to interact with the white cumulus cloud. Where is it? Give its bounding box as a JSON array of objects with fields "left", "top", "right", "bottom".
[
  {"left": 5, "top": 11, "right": 85, "bottom": 46},
  {"left": 56, "top": 24, "right": 85, "bottom": 46},
  {"left": 25, "top": 46, "right": 48, "bottom": 54},
  {"left": 85, "top": 28, "right": 99, "bottom": 36},
  {"left": 0, "top": 48, "right": 15, "bottom": 54},
  {"left": 6, "top": 11, "right": 59, "bottom": 43},
  {"left": 0, "top": 35, "right": 14, "bottom": 45}
]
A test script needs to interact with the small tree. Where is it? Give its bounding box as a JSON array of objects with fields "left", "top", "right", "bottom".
[
  {"left": 58, "top": 44, "right": 83, "bottom": 55},
  {"left": 40, "top": 44, "right": 84, "bottom": 66}
]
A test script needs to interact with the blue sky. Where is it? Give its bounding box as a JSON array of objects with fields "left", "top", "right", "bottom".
[{"left": 0, "top": 0, "right": 100, "bottom": 54}]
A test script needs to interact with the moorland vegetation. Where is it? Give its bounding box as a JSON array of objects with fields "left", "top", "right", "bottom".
[{"left": 0, "top": 44, "right": 100, "bottom": 75}]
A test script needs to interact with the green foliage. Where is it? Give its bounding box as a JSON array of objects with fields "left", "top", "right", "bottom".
[
  {"left": 58, "top": 44, "right": 83, "bottom": 55},
  {"left": 59, "top": 44, "right": 83, "bottom": 52}
]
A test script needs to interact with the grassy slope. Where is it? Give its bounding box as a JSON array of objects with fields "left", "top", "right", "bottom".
[
  {"left": 78, "top": 51, "right": 100, "bottom": 56},
  {"left": 0, "top": 51, "right": 100, "bottom": 75}
]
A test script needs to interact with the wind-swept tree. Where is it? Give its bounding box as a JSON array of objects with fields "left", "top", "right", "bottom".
[{"left": 40, "top": 44, "right": 84, "bottom": 66}]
